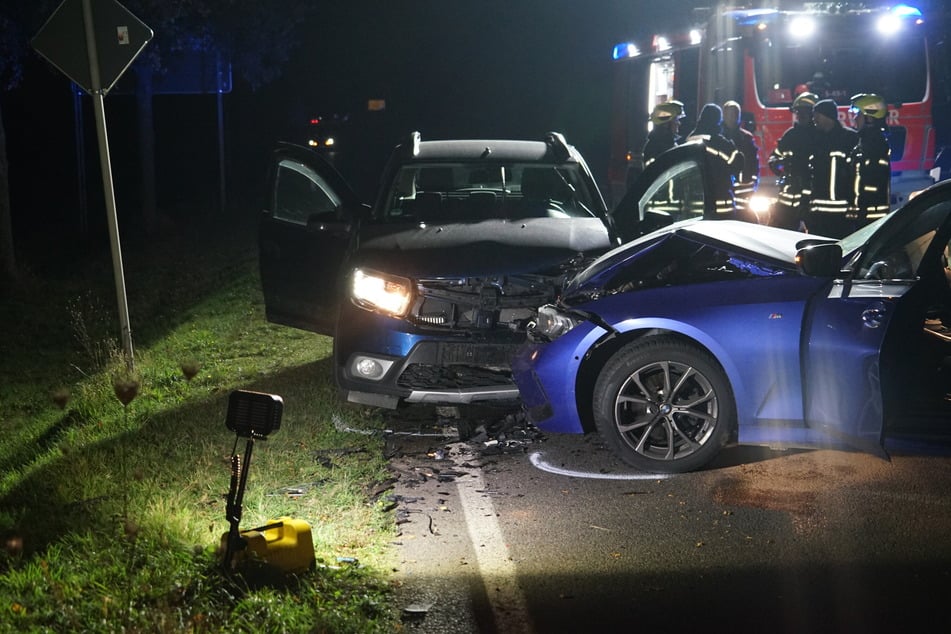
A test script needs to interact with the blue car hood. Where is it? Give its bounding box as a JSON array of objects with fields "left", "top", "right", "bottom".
[
  {"left": 354, "top": 217, "right": 613, "bottom": 278},
  {"left": 562, "top": 219, "right": 813, "bottom": 299}
]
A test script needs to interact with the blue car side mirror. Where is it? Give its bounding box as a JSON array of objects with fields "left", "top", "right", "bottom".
[{"left": 795, "top": 242, "right": 843, "bottom": 277}]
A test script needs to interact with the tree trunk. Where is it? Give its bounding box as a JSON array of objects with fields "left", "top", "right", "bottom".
[
  {"left": 135, "top": 68, "right": 157, "bottom": 233},
  {"left": 0, "top": 99, "right": 18, "bottom": 292}
]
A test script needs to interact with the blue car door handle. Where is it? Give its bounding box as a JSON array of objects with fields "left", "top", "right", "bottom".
[{"left": 861, "top": 302, "right": 887, "bottom": 329}]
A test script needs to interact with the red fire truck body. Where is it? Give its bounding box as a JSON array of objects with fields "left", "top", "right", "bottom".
[{"left": 609, "top": 3, "right": 936, "bottom": 212}]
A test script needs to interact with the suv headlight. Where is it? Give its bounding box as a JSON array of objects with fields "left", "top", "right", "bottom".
[
  {"left": 531, "top": 304, "right": 584, "bottom": 341},
  {"left": 351, "top": 268, "right": 413, "bottom": 317}
]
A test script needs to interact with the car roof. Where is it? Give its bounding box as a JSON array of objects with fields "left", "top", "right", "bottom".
[{"left": 397, "top": 136, "right": 579, "bottom": 164}]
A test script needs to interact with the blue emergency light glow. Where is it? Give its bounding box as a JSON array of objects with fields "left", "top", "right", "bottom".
[
  {"left": 878, "top": 4, "right": 923, "bottom": 35},
  {"left": 891, "top": 5, "right": 922, "bottom": 18},
  {"left": 612, "top": 42, "right": 640, "bottom": 59},
  {"left": 726, "top": 8, "right": 778, "bottom": 26}
]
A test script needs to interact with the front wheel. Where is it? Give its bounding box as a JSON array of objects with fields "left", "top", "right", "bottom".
[{"left": 593, "top": 337, "right": 735, "bottom": 473}]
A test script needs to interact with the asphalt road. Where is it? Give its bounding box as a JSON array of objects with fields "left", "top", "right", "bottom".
[{"left": 381, "top": 407, "right": 951, "bottom": 634}]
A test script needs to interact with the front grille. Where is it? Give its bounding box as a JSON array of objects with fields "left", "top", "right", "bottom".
[
  {"left": 397, "top": 364, "right": 515, "bottom": 390},
  {"left": 412, "top": 275, "right": 557, "bottom": 330}
]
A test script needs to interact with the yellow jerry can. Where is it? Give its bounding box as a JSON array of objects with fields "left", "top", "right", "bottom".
[{"left": 222, "top": 517, "right": 315, "bottom": 574}]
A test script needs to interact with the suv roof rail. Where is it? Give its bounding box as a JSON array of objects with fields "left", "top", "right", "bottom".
[
  {"left": 400, "top": 131, "right": 422, "bottom": 158},
  {"left": 545, "top": 131, "right": 571, "bottom": 161}
]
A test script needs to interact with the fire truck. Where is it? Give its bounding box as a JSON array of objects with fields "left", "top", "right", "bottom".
[{"left": 608, "top": 2, "right": 941, "bottom": 213}]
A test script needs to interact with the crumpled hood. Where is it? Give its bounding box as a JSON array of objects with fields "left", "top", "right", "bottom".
[{"left": 353, "top": 217, "right": 612, "bottom": 278}]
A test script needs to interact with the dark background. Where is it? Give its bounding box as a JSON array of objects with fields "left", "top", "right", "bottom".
[
  {"left": 3, "top": 2, "right": 691, "bottom": 244},
  {"left": 3, "top": 1, "right": 948, "bottom": 251}
]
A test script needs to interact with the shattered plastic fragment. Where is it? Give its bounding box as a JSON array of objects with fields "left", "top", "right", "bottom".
[{"left": 403, "top": 602, "right": 433, "bottom": 614}]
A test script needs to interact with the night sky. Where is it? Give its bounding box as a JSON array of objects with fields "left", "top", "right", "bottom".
[
  {"left": 6, "top": 0, "right": 691, "bottom": 239},
  {"left": 261, "top": 0, "right": 691, "bottom": 185}
]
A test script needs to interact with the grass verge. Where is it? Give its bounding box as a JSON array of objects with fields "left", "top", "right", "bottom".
[{"left": 0, "top": 213, "right": 399, "bottom": 632}]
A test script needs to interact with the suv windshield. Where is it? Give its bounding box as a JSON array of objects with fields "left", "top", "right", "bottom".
[{"left": 381, "top": 162, "right": 599, "bottom": 222}]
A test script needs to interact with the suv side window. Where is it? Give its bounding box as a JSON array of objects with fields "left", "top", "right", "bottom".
[
  {"left": 639, "top": 160, "right": 705, "bottom": 223},
  {"left": 273, "top": 159, "right": 341, "bottom": 225}
]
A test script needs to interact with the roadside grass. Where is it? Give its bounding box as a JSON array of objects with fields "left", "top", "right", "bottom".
[{"left": 0, "top": 215, "right": 399, "bottom": 632}]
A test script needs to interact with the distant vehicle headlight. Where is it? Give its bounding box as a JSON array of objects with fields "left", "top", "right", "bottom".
[
  {"left": 531, "top": 304, "right": 584, "bottom": 341},
  {"left": 351, "top": 268, "right": 413, "bottom": 317}
]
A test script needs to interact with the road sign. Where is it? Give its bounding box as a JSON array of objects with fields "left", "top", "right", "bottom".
[
  {"left": 32, "top": 0, "right": 152, "bottom": 95},
  {"left": 31, "top": 0, "right": 153, "bottom": 368}
]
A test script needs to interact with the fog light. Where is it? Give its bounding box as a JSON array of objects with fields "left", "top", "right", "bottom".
[{"left": 351, "top": 356, "right": 395, "bottom": 381}]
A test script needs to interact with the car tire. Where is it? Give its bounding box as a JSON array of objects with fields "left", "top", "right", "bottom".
[{"left": 593, "top": 336, "right": 735, "bottom": 473}]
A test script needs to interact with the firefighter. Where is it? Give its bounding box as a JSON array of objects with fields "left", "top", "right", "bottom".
[
  {"left": 686, "top": 103, "right": 741, "bottom": 217},
  {"left": 768, "top": 91, "right": 819, "bottom": 230},
  {"left": 722, "top": 100, "right": 760, "bottom": 215},
  {"left": 848, "top": 93, "right": 891, "bottom": 226},
  {"left": 642, "top": 100, "right": 685, "bottom": 167},
  {"left": 808, "top": 99, "right": 858, "bottom": 237}
]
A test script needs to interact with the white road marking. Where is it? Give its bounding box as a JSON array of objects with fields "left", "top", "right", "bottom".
[
  {"left": 529, "top": 451, "right": 671, "bottom": 480},
  {"left": 454, "top": 452, "right": 534, "bottom": 633}
]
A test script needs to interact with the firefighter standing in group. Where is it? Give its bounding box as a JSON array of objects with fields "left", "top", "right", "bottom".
[
  {"left": 686, "top": 103, "right": 741, "bottom": 217},
  {"left": 848, "top": 93, "right": 891, "bottom": 227},
  {"left": 626, "top": 100, "right": 685, "bottom": 189},
  {"left": 808, "top": 99, "right": 858, "bottom": 238},
  {"left": 722, "top": 100, "right": 759, "bottom": 217},
  {"left": 642, "top": 100, "right": 685, "bottom": 167},
  {"left": 768, "top": 92, "right": 819, "bottom": 230}
]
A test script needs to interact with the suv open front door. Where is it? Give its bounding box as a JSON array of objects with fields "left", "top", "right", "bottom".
[{"left": 259, "top": 144, "right": 365, "bottom": 335}]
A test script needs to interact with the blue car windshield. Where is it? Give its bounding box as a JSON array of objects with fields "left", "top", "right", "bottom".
[
  {"left": 838, "top": 214, "right": 887, "bottom": 260},
  {"left": 380, "top": 163, "right": 599, "bottom": 222}
]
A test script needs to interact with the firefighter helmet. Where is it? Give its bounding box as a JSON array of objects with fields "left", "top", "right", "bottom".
[
  {"left": 849, "top": 93, "right": 887, "bottom": 119},
  {"left": 650, "top": 100, "right": 685, "bottom": 125},
  {"left": 791, "top": 92, "right": 819, "bottom": 111}
]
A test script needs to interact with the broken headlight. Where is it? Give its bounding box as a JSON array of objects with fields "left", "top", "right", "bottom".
[
  {"left": 351, "top": 268, "right": 414, "bottom": 317},
  {"left": 531, "top": 304, "right": 584, "bottom": 341}
]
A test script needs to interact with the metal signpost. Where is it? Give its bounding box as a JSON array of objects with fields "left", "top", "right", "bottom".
[{"left": 32, "top": 0, "right": 153, "bottom": 368}]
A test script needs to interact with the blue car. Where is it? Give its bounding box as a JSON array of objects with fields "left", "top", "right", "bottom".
[
  {"left": 513, "top": 179, "right": 951, "bottom": 472},
  {"left": 259, "top": 132, "right": 616, "bottom": 408}
]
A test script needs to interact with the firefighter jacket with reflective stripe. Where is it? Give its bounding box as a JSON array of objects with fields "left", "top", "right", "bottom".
[
  {"left": 811, "top": 124, "right": 858, "bottom": 215},
  {"left": 769, "top": 123, "right": 819, "bottom": 209},
  {"left": 850, "top": 125, "right": 891, "bottom": 221},
  {"left": 687, "top": 133, "right": 741, "bottom": 216},
  {"left": 724, "top": 125, "right": 760, "bottom": 202},
  {"left": 642, "top": 126, "right": 681, "bottom": 167}
]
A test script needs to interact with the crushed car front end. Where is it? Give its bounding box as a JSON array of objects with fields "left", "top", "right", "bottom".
[
  {"left": 332, "top": 132, "right": 616, "bottom": 409},
  {"left": 337, "top": 269, "right": 564, "bottom": 408}
]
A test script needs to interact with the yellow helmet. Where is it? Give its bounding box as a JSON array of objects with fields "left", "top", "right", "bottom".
[
  {"left": 849, "top": 93, "right": 887, "bottom": 119},
  {"left": 791, "top": 91, "right": 819, "bottom": 111},
  {"left": 650, "top": 100, "right": 685, "bottom": 125}
]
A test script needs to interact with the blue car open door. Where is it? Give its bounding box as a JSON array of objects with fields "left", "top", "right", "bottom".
[{"left": 803, "top": 187, "right": 951, "bottom": 453}]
